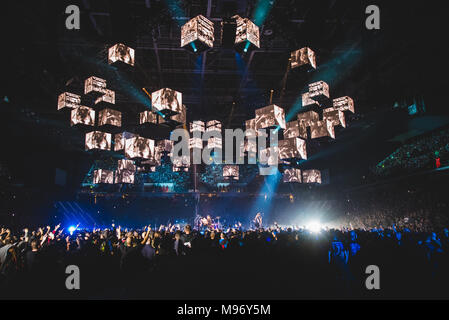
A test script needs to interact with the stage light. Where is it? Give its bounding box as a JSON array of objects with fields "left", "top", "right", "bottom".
[
  {"left": 306, "top": 221, "right": 321, "bottom": 233},
  {"left": 68, "top": 226, "right": 76, "bottom": 234}
]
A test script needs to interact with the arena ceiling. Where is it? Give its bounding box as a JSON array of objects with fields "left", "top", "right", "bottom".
[{"left": 2, "top": 0, "right": 447, "bottom": 189}]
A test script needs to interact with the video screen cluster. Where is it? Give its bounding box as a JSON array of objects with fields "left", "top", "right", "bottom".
[{"left": 61, "top": 42, "right": 356, "bottom": 187}]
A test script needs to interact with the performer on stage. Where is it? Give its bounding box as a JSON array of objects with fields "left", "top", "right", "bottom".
[{"left": 253, "top": 212, "right": 263, "bottom": 229}]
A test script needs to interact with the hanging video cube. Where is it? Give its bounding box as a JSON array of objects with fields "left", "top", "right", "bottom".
[
  {"left": 57, "top": 92, "right": 81, "bottom": 110},
  {"left": 333, "top": 96, "right": 355, "bottom": 113},
  {"left": 84, "top": 76, "right": 107, "bottom": 99},
  {"left": 108, "top": 43, "right": 135, "bottom": 67},
  {"left": 181, "top": 15, "right": 214, "bottom": 53},
  {"left": 85, "top": 131, "right": 111, "bottom": 151},
  {"left": 308, "top": 81, "right": 330, "bottom": 104},
  {"left": 223, "top": 165, "right": 239, "bottom": 180},
  {"left": 234, "top": 15, "right": 260, "bottom": 53},
  {"left": 98, "top": 108, "right": 121, "bottom": 128},
  {"left": 282, "top": 168, "right": 302, "bottom": 183},
  {"left": 255, "top": 104, "right": 286, "bottom": 130},
  {"left": 151, "top": 88, "right": 183, "bottom": 116},
  {"left": 71, "top": 106, "right": 95, "bottom": 127},
  {"left": 93, "top": 169, "right": 114, "bottom": 184},
  {"left": 290, "top": 47, "right": 316, "bottom": 71}
]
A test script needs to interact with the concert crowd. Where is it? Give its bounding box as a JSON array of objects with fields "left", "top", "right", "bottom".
[{"left": 2, "top": 214, "right": 449, "bottom": 299}]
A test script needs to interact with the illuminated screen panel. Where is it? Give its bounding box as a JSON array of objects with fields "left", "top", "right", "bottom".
[
  {"left": 124, "top": 137, "right": 154, "bottom": 159},
  {"left": 85, "top": 131, "right": 111, "bottom": 151},
  {"left": 310, "top": 121, "right": 330, "bottom": 139},
  {"left": 114, "top": 132, "right": 136, "bottom": 151},
  {"left": 326, "top": 119, "right": 335, "bottom": 139},
  {"left": 58, "top": 92, "right": 81, "bottom": 110},
  {"left": 297, "top": 110, "right": 319, "bottom": 127},
  {"left": 98, "top": 108, "right": 121, "bottom": 127},
  {"left": 151, "top": 88, "right": 183, "bottom": 114},
  {"left": 181, "top": 17, "right": 198, "bottom": 47},
  {"left": 84, "top": 76, "right": 107, "bottom": 95},
  {"left": 308, "top": 81, "right": 330, "bottom": 101},
  {"left": 140, "top": 111, "right": 158, "bottom": 124},
  {"left": 298, "top": 138, "right": 307, "bottom": 159},
  {"left": 245, "top": 118, "right": 256, "bottom": 137},
  {"left": 245, "top": 138, "right": 257, "bottom": 153},
  {"left": 190, "top": 120, "right": 205, "bottom": 133},
  {"left": 117, "top": 159, "right": 136, "bottom": 172},
  {"left": 95, "top": 89, "right": 115, "bottom": 105},
  {"left": 196, "top": 15, "right": 214, "bottom": 48},
  {"left": 206, "top": 120, "right": 222, "bottom": 132},
  {"left": 255, "top": 104, "right": 286, "bottom": 130},
  {"left": 223, "top": 165, "right": 239, "bottom": 180},
  {"left": 108, "top": 43, "right": 135, "bottom": 66},
  {"left": 93, "top": 169, "right": 114, "bottom": 184},
  {"left": 71, "top": 106, "right": 95, "bottom": 126},
  {"left": 115, "top": 170, "right": 135, "bottom": 184},
  {"left": 333, "top": 96, "right": 355, "bottom": 113},
  {"left": 189, "top": 137, "right": 203, "bottom": 149},
  {"left": 290, "top": 47, "right": 316, "bottom": 69},
  {"left": 207, "top": 137, "right": 222, "bottom": 149},
  {"left": 303, "top": 169, "right": 322, "bottom": 184},
  {"left": 283, "top": 168, "right": 302, "bottom": 183},
  {"left": 298, "top": 122, "right": 308, "bottom": 139}
]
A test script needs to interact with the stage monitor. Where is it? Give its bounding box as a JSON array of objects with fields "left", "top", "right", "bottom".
[
  {"left": 181, "top": 15, "right": 214, "bottom": 52},
  {"left": 290, "top": 47, "right": 316, "bottom": 70},
  {"left": 57, "top": 92, "right": 81, "bottom": 110},
  {"left": 151, "top": 88, "right": 183, "bottom": 114},
  {"left": 117, "top": 159, "right": 136, "bottom": 172},
  {"left": 223, "top": 165, "right": 239, "bottom": 180},
  {"left": 114, "top": 132, "right": 136, "bottom": 151},
  {"left": 115, "top": 170, "right": 135, "bottom": 184},
  {"left": 93, "top": 169, "right": 114, "bottom": 184},
  {"left": 71, "top": 106, "right": 95, "bottom": 126},
  {"left": 95, "top": 89, "right": 115, "bottom": 105},
  {"left": 333, "top": 96, "right": 355, "bottom": 113},
  {"left": 108, "top": 43, "right": 135, "bottom": 66},
  {"left": 190, "top": 120, "right": 205, "bottom": 133},
  {"left": 85, "top": 131, "right": 111, "bottom": 151},
  {"left": 189, "top": 137, "right": 203, "bottom": 149},
  {"left": 283, "top": 168, "right": 302, "bottom": 183},
  {"left": 98, "top": 108, "right": 121, "bottom": 127},
  {"left": 124, "top": 136, "right": 154, "bottom": 159},
  {"left": 140, "top": 110, "right": 158, "bottom": 124},
  {"left": 308, "top": 81, "right": 330, "bottom": 102},
  {"left": 234, "top": 15, "right": 260, "bottom": 49},
  {"left": 206, "top": 120, "right": 222, "bottom": 132},
  {"left": 303, "top": 169, "right": 322, "bottom": 184},
  {"left": 255, "top": 104, "right": 286, "bottom": 130},
  {"left": 84, "top": 76, "right": 107, "bottom": 96}
]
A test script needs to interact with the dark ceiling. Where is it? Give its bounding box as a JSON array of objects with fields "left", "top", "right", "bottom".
[{"left": 1, "top": 0, "right": 448, "bottom": 190}]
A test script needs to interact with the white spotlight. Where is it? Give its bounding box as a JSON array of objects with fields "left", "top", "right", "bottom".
[{"left": 306, "top": 221, "right": 321, "bottom": 233}]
